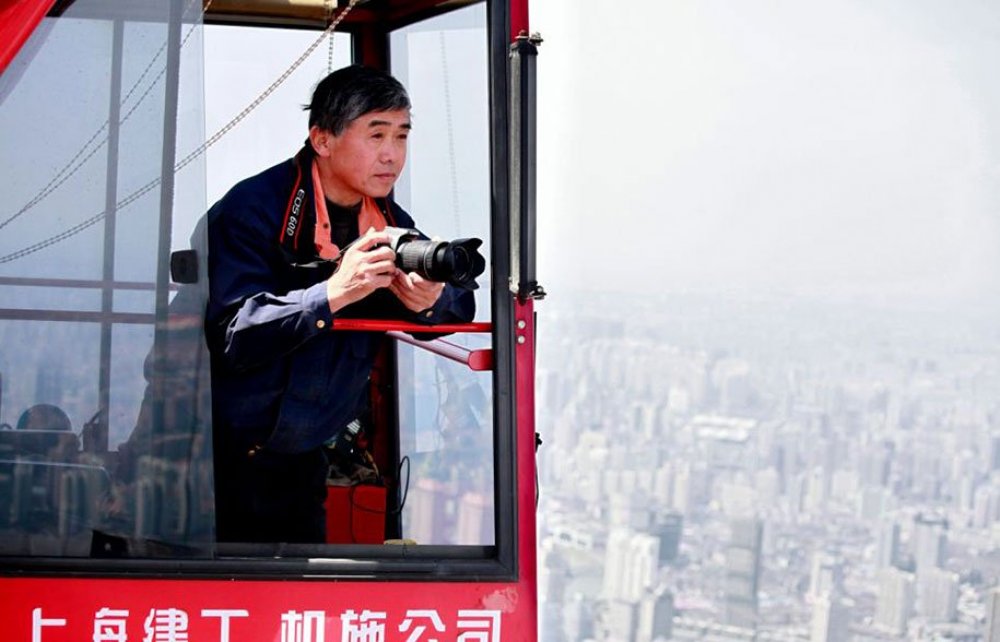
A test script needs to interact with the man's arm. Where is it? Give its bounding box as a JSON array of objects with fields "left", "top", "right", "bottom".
[
  {"left": 207, "top": 203, "right": 334, "bottom": 372},
  {"left": 208, "top": 202, "right": 401, "bottom": 372}
]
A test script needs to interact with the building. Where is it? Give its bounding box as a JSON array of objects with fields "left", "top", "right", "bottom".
[
  {"left": 564, "top": 592, "right": 594, "bottom": 642},
  {"left": 912, "top": 514, "right": 948, "bottom": 573},
  {"left": 916, "top": 568, "right": 958, "bottom": 622},
  {"left": 635, "top": 585, "right": 674, "bottom": 642},
  {"left": 984, "top": 588, "right": 1000, "bottom": 642},
  {"left": 603, "top": 529, "right": 660, "bottom": 603},
  {"left": 808, "top": 552, "right": 843, "bottom": 599},
  {"left": 653, "top": 512, "right": 683, "bottom": 563},
  {"left": 597, "top": 599, "right": 637, "bottom": 642},
  {"left": 810, "top": 594, "right": 850, "bottom": 642},
  {"left": 539, "top": 543, "right": 571, "bottom": 642},
  {"left": 874, "top": 567, "right": 914, "bottom": 636},
  {"left": 876, "top": 521, "right": 901, "bottom": 569},
  {"left": 725, "top": 517, "right": 763, "bottom": 629}
]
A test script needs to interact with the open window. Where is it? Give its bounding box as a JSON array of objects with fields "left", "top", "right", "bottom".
[{"left": 0, "top": 0, "right": 519, "bottom": 578}]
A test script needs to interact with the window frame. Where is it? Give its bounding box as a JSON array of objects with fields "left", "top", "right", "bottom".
[{"left": 0, "top": 0, "right": 522, "bottom": 583}]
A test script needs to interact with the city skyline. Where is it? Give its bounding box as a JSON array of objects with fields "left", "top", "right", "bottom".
[{"left": 536, "top": 290, "right": 1000, "bottom": 641}]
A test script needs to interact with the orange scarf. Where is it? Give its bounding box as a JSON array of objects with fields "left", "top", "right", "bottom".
[{"left": 311, "top": 160, "right": 387, "bottom": 260}]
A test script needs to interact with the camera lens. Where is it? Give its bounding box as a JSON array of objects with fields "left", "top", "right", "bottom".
[
  {"left": 390, "top": 231, "right": 485, "bottom": 290},
  {"left": 396, "top": 239, "right": 442, "bottom": 279},
  {"left": 445, "top": 245, "right": 472, "bottom": 281}
]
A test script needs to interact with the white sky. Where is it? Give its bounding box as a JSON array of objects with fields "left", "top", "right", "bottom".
[{"left": 530, "top": 0, "right": 1000, "bottom": 306}]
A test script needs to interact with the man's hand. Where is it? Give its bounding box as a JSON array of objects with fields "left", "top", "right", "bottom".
[
  {"left": 389, "top": 270, "right": 446, "bottom": 314},
  {"left": 327, "top": 228, "right": 396, "bottom": 313}
]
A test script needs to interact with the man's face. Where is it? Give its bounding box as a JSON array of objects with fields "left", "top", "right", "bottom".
[{"left": 312, "top": 108, "right": 411, "bottom": 205}]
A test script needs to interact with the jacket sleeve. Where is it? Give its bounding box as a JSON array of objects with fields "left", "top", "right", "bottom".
[{"left": 206, "top": 195, "right": 333, "bottom": 373}]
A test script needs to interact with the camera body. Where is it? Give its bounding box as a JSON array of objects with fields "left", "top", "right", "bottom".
[{"left": 381, "top": 226, "right": 485, "bottom": 291}]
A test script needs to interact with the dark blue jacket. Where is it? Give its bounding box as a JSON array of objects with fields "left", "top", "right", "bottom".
[{"left": 206, "top": 155, "right": 475, "bottom": 454}]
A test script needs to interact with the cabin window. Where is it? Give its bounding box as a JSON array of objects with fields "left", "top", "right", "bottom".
[
  {"left": 0, "top": 0, "right": 213, "bottom": 556},
  {"left": 390, "top": 3, "right": 495, "bottom": 546},
  {"left": 0, "top": 0, "right": 508, "bottom": 569}
]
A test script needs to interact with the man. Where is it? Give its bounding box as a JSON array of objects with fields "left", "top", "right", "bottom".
[{"left": 206, "top": 65, "right": 475, "bottom": 543}]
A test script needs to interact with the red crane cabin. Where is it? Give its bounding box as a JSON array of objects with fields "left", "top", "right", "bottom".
[{"left": 0, "top": 0, "right": 543, "bottom": 639}]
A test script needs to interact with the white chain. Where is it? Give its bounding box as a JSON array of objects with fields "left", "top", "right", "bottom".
[
  {"left": 1, "top": 0, "right": 361, "bottom": 264},
  {"left": 0, "top": 0, "right": 211, "bottom": 232},
  {"left": 176, "top": 0, "right": 360, "bottom": 172}
]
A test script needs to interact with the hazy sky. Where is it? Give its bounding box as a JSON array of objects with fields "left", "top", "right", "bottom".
[
  {"left": 4, "top": 0, "right": 997, "bottom": 311},
  {"left": 530, "top": 0, "right": 1000, "bottom": 305}
]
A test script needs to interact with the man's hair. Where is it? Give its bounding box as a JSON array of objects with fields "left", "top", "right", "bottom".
[{"left": 306, "top": 65, "right": 411, "bottom": 135}]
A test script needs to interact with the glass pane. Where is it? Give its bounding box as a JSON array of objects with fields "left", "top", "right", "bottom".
[
  {"left": 391, "top": 4, "right": 494, "bottom": 546},
  {"left": 203, "top": 25, "right": 352, "bottom": 205},
  {"left": 0, "top": 0, "right": 212, "bottom": 556}
]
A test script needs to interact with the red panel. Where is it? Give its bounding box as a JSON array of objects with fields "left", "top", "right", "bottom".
[
  {"left": 326, "top": 484, "right": 388, "bottom": 544},
  {"left": 511, "top": 0, "right": 529, "bottom": 40},
  {"left": 1, "top": 577, "right": 532, "bottom": 640},
  {"left": 514, "top": 298, "right": 539, "bottom": 631},
  {"left": 0, "top": 0, "right": 55, "bottom": 76},
  {"left": 332, "top": 319, "right": 491, "bottom": 333}
]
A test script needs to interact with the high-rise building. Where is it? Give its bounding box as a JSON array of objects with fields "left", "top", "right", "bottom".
[
  {"left": 725, "top": 517, "right": 763, "bottom": 629},
  {"left": 672, "top": 463, "right": 697, "bottom": 514},
  {"left": 635, "top": 585, "right": 674, "bottom": 642},
  {"left": 652, "top": 463, "right": 674, "bottom": 507},
  {"left": 803, "top": 467, "right": 829, "bottom": 515},
  {"left": 539, "top": 542, "right": 571, "bottom": 642},
  {"left": 808, "top": 552, "right": 843, "bottom": 599},
  {"left": 858, "top": 487, "right": 893, "bottom": 522},
  {"left": 985, "top": 589, "right": 1000, "bottom": 642},
  {"left": 603, "top": 529, "right": 660, "bottom": 603},
  {"left": 874, "top": 567, "right": 914, "bottom": 636},
  {"left": 597, "top": 599, "right": 637, "bottom": 642},
  {"left": 973, "top": 485, "right": 1000, "bottom": 528},
  {"left": 917, "top": 568, "right": 959, "bottom": 623},
  {"left": 913, "top": 514, "right": 948, "bottom": 573},
  {"left": 609, "top": 493, "right": 653, "bottom": 532},
  {"left": 564, "top": 592, "right": 594, "bottom": 642},
  {"left": 810, "top": 594, "right": 849, "bottom": 642},
  {"left": 876, "top": 521, "right": 901, "bottom": 569},
  {"left": 986, "top": 434, "right": 1000, "bottom": 472},
  {"left": 652, "top": 512, "right": 683, "bottom": 563},
  {"left": 858, "top": 442, "right": 892, "bottom": 488}
]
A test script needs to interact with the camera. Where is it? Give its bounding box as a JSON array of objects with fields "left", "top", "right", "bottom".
[{"left": 382, "top": 226, "right": 485, "bottom": 291}]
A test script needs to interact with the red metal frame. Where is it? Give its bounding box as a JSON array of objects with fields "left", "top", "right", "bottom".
[
  {"left": 387, "top": 331, "right": 494, "bottom": 371},
  {"left": 513, "top": 297, "right": 539, "bottom": 633},
  {"left": 0, "top": 0, "right": 539, "bottom": 639},
  {"left": 0, "top": 0, "right": 56, "bottom": 76},
  {"left": 331, "top": 319, "right": 491, "bottom": 334}
]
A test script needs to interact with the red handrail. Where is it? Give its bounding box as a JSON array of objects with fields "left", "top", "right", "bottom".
[
  {"left": 330, "top": 319, "right": 491, "bottom": 334},
  {"left": 387, "top": 332, "right": 493, "bottom": 372},
  {"left": 330, "top": 319, "right": 493, "bottom": 371}
]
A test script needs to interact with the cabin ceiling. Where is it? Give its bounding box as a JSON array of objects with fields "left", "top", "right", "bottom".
[{"left": 48, "top": 0, "right": 483, "bottom": 30}]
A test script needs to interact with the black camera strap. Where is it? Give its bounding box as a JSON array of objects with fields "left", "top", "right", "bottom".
[
  {"left": 278, "top": 145, "right": 317, "bottom": 256},
  {"left": 278, "top": 144, "right": 397, "bottom": 268}
]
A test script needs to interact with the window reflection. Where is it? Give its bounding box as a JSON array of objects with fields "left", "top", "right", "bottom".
[
  {"left": 0, "top": 0, "right": 212, "bottom": 557},
  {"left": 391, "top": 4, "right": 495, "bottom": 546}
]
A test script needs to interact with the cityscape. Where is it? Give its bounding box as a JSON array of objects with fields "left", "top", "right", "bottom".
[{"left": 535, "top": 289, "right": 1000, "bottom": 642}]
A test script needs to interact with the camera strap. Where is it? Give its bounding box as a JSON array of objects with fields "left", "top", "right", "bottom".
[{"left": 279, "top": 144, "right": 397, "bottom": 264}]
